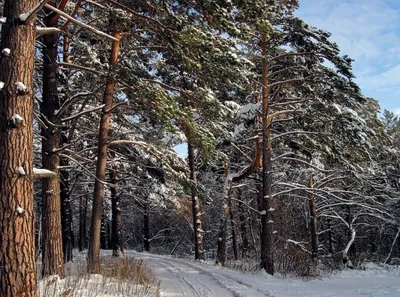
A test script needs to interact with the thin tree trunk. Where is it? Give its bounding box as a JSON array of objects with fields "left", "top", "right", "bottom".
[
  {"left": 101, "top": 210, "right": 108, "bottom": 249},
  {"left": 110, "top": 169, "right": 124, "bottom": 257},
  {"left": 228, "top": 192, "right": 238, "bottom": 260},
  {"left": 0, "top": 0, "right": 38, "bottom": 295},
  {"left": 260, "top": 35, "right": 275, "bottom": 275},
  {"left": 216, "top": 159, "right": 230, "bottom": 266},
  {"left": 188, "top": 142, "right": 205, "bottom": 260},
  {"left": 79, "top": 196, "right": 88, "bottom": 252},
  {"left": 384, "top": 228, "right": 400, "bottom": 264},
  {"left": 60, "top": 34, "right": 73, "bottom": 263},
  {"left": 237, "top": 189, "right": 249, "bottom": 258},
  {"left": 88, "top": 25, "right": 121, "bottom": 273},
  {"left": 327, "top": 218, "right": 333, "bottom": 254},
  {"left": 40, "top": 0, "right": 65, "bottom": 277},
  {"left": 309, "top": 175, "right": 318, "bottom": 261},
  {"left": 144, "top": 198, "right": 150, "bottom": 252}
]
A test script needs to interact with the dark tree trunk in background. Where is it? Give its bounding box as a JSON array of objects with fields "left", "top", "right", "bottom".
[
  {"left": 228, "top": 193, "right": 238, "bottom": 260},
  {"left": 237, "top": 189, "right": 249, "bottom": 258},
  {"left": 79, "top": 195, "right": 88, "bottom": 252},
  {"left": 110, "top": 169, "right": 124, "bottom": 257},
  {"left": 0, "top": 0, "right": 38, "bottom": 295},
  {"left": 309, "top": 176, "right": 318, "bottom": 261},
  {"left": 101, "top": 210, "right": 108, "bottom": 249},
  {"left": 40, "top": 0, "right": 65, "bottom": 277},
  {"left": 60, "top": 33, "right": 73, "bottom": 263},
  {"left": 144, "top": 198, "right": 151, "bottom": 252},
  {"left": 88, "top": 25, "right": 121, "bottom": 273},
  {"left": 217, "top": 159, "right": 230, "bottom": 266}
]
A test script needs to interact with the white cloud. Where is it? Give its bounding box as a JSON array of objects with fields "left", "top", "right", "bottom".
[
  {"left": 296, "top": 0, "right": 400, "bottom": 111},
  {"left": 394, "top": 108, "right": 400, "bottom": 115}
]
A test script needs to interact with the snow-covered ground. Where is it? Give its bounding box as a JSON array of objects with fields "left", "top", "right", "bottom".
[{"left": 137, "top": 252, "right": 400, "bottom": 297}]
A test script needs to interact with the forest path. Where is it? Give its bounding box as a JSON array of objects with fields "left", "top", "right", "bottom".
[{"left": 136, "top": 252, "right": 270, "bottom": 297}]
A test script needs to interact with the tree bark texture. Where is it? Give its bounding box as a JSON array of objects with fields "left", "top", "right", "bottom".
[
  {"left": 188, "top": 142, "right": 205, "bottom": 260},
  {"left": 88, "top": 26, "right": 121, "bottom": 273},
  {"left": 40, "top": 1, "right": 65, "bottom": 277},
  {"left": 260, "top": 36, "right": 275, "bottom": 275},
  {"left": 110, "top": 169, "right": 124, "bottom": 257},
  {"left": 0, "top": 0, "right": 38, "bottom": 295}
]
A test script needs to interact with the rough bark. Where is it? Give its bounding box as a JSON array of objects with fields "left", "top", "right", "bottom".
[
  {"left": 110, "top": 169, "right": 124, "bottom": 257},
  {"left": 88, "top": 26, "right": 121, "bottom": 273},
  {"left": 0, "top": 1, "right": 38, "bottom": 295},
  {"left": 79, "top": 195, "right": 88, "bottom": 252},
  {"left": 40, "top": 0, "right": 64, "bottom": 277},
  {"left": 188, "top": 142, "right": 205, "bottom": 260},
  {"left": 260, "top": 36, "right": 275, "bottom": 275},
  {"left": 309, "top": 175, "right": 318, "bottom": 261}
]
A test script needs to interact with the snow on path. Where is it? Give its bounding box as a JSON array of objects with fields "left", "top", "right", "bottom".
[{"left": 133, "top": 252, "right": 400, "bottom": 297}]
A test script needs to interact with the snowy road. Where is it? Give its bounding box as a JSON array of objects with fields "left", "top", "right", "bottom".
[
  {"left": 135, "top": 252, "right": 400, "bottom": 297},
  {"left": 139, "top": 253, "right": 268, "bottom": 297}
]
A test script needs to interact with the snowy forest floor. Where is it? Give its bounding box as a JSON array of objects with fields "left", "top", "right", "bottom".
[{"left": 136, "top": 251, "right": 400, "bottom": 297}]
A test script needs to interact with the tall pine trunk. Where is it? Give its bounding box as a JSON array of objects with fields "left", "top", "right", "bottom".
[
  {"left": 110, "top": 169, "right": 124, "bottom": 257},
  {"left": 188, "top": 142, "right": 205, "bottom": 260},
  {"left": 0, "top": 0, "right": 38, "bottom": 295},
  {"left": 88, "top": 26, "right": 121, "bottom": 273},
  {"left": 40, "top": 1, "right": 64, "bottom": 277},
  {"left": 260, "top": 36, "right": 275, "bottom": 275}
]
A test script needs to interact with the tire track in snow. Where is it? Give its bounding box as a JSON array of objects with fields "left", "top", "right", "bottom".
[{"left": 140, "top": 253, "right": 273, "bottom": 297}]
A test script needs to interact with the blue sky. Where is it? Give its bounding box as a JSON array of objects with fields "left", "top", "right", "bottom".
[{"left": 296, "top": 0, "right": 400, "bottom": 115}]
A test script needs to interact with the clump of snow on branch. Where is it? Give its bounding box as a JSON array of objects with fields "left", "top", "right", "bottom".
[{"left": 2, "top": 48, "right": 10, "bottom": 56}]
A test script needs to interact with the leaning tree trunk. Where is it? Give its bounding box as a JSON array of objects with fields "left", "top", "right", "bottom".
[
  {"left": 260, "top": 35, "right": 275, "bottom": 275},
  {"left": 88, "top": 25, "right": 121, "bottom": 273},
  {"left": 309, "top": 175, "right": 318, "bottom": 261},
  {"left": 40, "top": 1, "right": 65, "bottom": 277},
  {"left": 188, "top": 141, "right": 205, "bottom": 260},
  {"left": 110, "top": 169, "right": 124, "bottom": 257},
  {"left": 0, "top": 0, "right": 38, "bottom": 295}
]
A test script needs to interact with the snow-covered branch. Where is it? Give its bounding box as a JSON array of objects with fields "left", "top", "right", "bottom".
[
  {"left": 43, "top": 4, "right": 119, "bottom": 41},
  {"left": 33, "top": 168, "right": 56, "bottom": 178}
]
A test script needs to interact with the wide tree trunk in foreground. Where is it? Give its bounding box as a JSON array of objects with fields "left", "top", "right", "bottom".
[
  {"left": 40, "top": 0, "right": 64, "bottom": 277},
  {"left": 88, "top": 25, "right": 121, "bottom": 273},
  {"left": 0, "top": 0, "right": 38, "bottom": 295}
]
